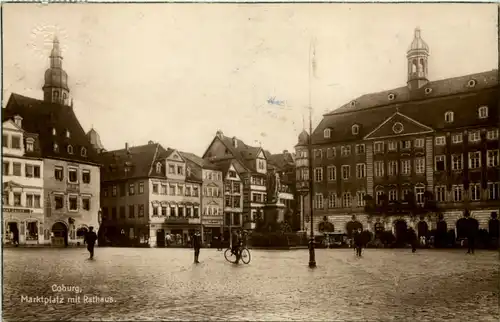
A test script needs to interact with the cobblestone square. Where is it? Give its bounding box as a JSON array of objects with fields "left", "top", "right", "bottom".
[{"left": 3, "top": 248, "right": 499, "bottom": 321}]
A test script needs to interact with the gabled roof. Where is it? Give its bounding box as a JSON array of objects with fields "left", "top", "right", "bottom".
[
  {"left": 181, "top": 151, "right": 220, "bottom": 171},
  {"left": 312, "top": 70, "right": 498, "bottom": 145},
  {"left": 211, "top": 158, "right": 248, "bottom": 177},
  {"left": 4, "top": 93, "right": 100, "bottom": 165},
  {"left": 267, "top": 152, "right": 296, "bottom": 171},
  {"left": 363, "top": 111, "right": 434, "bottom": 140}
]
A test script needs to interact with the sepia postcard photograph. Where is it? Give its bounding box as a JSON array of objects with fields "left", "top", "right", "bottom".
[{"left": 1, "top": 2, "right": 499, "bottom": 321}]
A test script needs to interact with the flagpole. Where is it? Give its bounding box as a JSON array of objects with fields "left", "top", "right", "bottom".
[{"left": 308, "top": 39, "right": 317, "bottom": 268}]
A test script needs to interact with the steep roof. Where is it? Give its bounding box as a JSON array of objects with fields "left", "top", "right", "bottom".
[
  {"left": 268, "top": 152, "right": 295, "bottom": 171},
  {"left": 206, "top": 134, "right": 266, "bottom": 172},
  {"left": 4, "top": 93, "right": 100, "bottom": 164},
  {"left": 211, "top": 158, "right": 249, "bottom": 177},
  {"left": 180, "top": 151, "right": 220, "bottom": 171},
  {"left": 313, "top": 70, "right": 499, "bottom": 144}
]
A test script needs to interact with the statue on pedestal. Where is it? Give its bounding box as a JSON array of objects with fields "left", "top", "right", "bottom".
[{"left": 266, "top": 169, "right": 281, "bottom": 204}]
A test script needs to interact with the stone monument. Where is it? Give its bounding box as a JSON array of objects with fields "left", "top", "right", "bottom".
[{"left": 263, "top": 169, "right": 285, "bottom": 229}]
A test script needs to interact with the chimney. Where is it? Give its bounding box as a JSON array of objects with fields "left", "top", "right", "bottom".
[
  {"left": 13, "top": 115, "right": 22, "bottom": 128},
  {"left": 232, "top": 137, "right": 237, "bottom": 148},
  {"left": 216, "top": 130, "right": 224, "bottom": 139},
  {"left": 125, "top": 142, "right": 129, "bottom": 150}
]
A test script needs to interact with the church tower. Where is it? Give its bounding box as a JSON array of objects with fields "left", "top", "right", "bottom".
[
  {"left": 43, "top": 36, "right": 70, "bottom": 105},
  {"left": 407, "top": 27, "right": 429, "bottom": 90}
]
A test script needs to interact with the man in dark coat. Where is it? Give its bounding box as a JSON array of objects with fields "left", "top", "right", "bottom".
[
  {"left": 193, "top": 231, "right": 202, "bottom": 263},
  {"left": 84, "top": 227, "right": 98, "bottom": 259},
  {"left": 354, "top": 228, "right": 363, "bottom": 257},
  {"left": 407, "top": 228, "right": 418, "bottom": 253},
  {"left": 467, "top": 217, "right": 479, "bottom": 254}
]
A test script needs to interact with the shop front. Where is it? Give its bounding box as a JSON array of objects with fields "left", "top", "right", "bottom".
[
  {"left": 150, "top": 216, "right": 202, "bottom": 247},
  {"left": 202, "top": 216, "right": 223, "bottom": 247},
  {"left": 3, "top": 207, "right": 45, "bottom": 245}
]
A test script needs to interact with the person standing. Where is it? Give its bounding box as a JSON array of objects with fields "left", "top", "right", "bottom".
[
  {"left": 354, "top": 228, "right": 363, "bottom": 257},
  {"left": 408, "top": 228, "right": 417, "bottom": 253},
  {"left": 84, "top": 227, "right": 98, "bottom": 259},
  {"left": 193, "top": 231, "right": 202, "bottom": 263},
  {"left": 467, "top": 217, "right": 479, "bottom": 254}
]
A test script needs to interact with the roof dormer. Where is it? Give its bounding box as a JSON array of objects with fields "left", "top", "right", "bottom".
[
  {"left": 352, "top": 124, "right": 360, "bottom": 135},
  {"left": 323, "top": 128, "right": 331, "bottom": 139}
]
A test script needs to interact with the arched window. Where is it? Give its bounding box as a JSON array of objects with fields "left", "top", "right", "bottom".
[
  {"left": 419, "top": 58, "right": 425, "bottom": 72},
  {"left": 53, "top": 91, "right": 59, "bottom": 100},
  {"left": 81, "top": 147, "right": 87, "bottom": 157},
  {"left": 63, "top": 93, "right": 67, "bottom": 100},
  {"left": 444, "top": 111, "right": 454, "bottom": 123},
  {"left": 66, "top": 130, "right": 70, "bottom": 138},
  {"left": 415, "top": 184, "right": 425, "bottom": 205},
  {"left": 52, "top": 128, "right": 57, "bottom": 136},
  {"left": 412, "top": 60, "right": 417, "bottom": 73},
  {"left": 352, "top": 124, "right": 359, "bottom": 135},
  {"left": 156, "top": 162, "right": 162, "bottom": 174},
  {"left": 478, "top": 106, "right": 488, "bottom": 119},
  {"left": 67, "top": 145, "right": 74, "bottom": 154},
  {"left": 323, "top": 128, "right": 331, "bottom": 139},
  {"left": 53, "top": 143, "right": 59, "bottom": 153}
]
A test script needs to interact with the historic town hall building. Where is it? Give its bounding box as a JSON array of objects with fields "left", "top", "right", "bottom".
[{"left": 296, "top": 28, "right": 499, "bottom": 238}]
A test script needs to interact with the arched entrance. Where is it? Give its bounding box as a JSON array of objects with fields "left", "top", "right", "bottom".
[
  {"left": 456, "top": 218, "right": 468, "bottom": 239},
  {"left": 393, "top": 219, "right": 408, "bottom": 245},
  {"left": 6, "top": 221, "right": 19, "bottom": 245},
  {"left": 51, "top": 222, "right": 68, "bottom": 247},
  {"left": 435, "top": 219, "right": 448, "bottom": 248}
]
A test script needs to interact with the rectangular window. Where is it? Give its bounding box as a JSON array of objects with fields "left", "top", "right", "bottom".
[
  {"left": 374, "top": 142, "right": 384, "bottom": 153},
  {"left": 314, "top": 149, "right": 323, "bottom": 159},
  {"left": 389, "top": 190, "right": 397, "bottom": 201},
  {"left": 55, "top": 195, "right": 63, "bottom": 209},
  {"left": 435, "top": 136, "right": 446, "bottom": 146},
  {"left": 26, "top": 194, "right": 33, "bottom": 207},
  {"left": 152, "top": 206, "right": 158, "bottom": 216},
  {"left": 169, "top": 185, "right": 176, "bottom": 195},
  {"left": 452, "top": 185, "right": 463, "bottom": 202},
  {"left": 314, "top": 194, "right": 323, "bottom": 209},
  {"left": 34, "top": 195, "right": 41, "bottom": 208},
  {"left": 55, "top": 166, "right": 64, "bottom": 181},
  {"left": 119, "top": 183, "right": 126, "bottom": 197},
  {"left": 233, "top": 183, "right": 241, "bottom": 194},
  {"left": 452, "top": 133, "right": 463, "bottom": 144},
  {"left": 139, "top": 182, "right": 144, "bottom": 194},
  {"left": 451, "top": 154, "right": 463, "bottom": 171},
  {"left": 186, "top": 186, "right": 191, "bottom": 196},
  {"left": 13, "top": 163, "right": 21, "bottom": 176},
  {"left": 170, "top": 206, "right": 176, "bottom": 217},
  {"left": 327, "top": 166, "right": 336, "bottom": 181},
  {"left": 487, "top": 182, "right": 499, "bottom": 200},
  {"left": 178, "top": 207, "right": 184, "bottom": 217},
  {"left": 342, "top": 192, "right": 351, "bottom": 208},
  {"left": 161, "top": 184, "right": 167, "bottom": 194},
  {"left": 193, "top": 186, "right": 199, "bottom": 197},
  {"left": 388, "top": 141, "right": 397, "bottom": 151},
  {"left": 415, "top": 186, "right": 425, "bottom": 205},
  {"left": 68, "top": 195, "right": 78, "bottom": 211},
  {"left": 435, "top": 186, "right": 446, "bottom": 202},
  {"left": 468, "top": 131, "right": 481, "bottom": 143},
  {"left": 469, "top": 151, "right": 481, "bottom": 169},
  {"left": 68, "top": 168, "right": 78, "bottom": 183},
  {"left": 314, "top": 167, "right": 323, "bottom": 182},
  {"left": 415, "top": 158, "right": 425, "bottom": 174},
  {"left": 11, "top": 136, "right": 21, "bottom": 149},
  {"left": 414, "top": 138, "right": 425, "bottom": 148},
  {"left": 120, "top": 206, "right": 126, "bottom": 218},
  {"left": 111, "top": 208, "right": 117, "bottom": 220},
  {"left": 302, "top": 169, "right": 309, "bottom": 181},
  {"left": 402, "top": 189, "right": 411, "bottom": 201},
  {"left": 25, "top": 165, "right": 34, "bottom": 178},
  {"left": 112, "top": 185, "right": 117, "bottom": 197},
  {"left": 487, "top": 129, "right": 499, "bottom": 141},
  {"left": 376, "top": 190, "right": 384, "bottom": 205},
  {"left": 178, "top": 185, "right": 184, "bottom": 196},
  {"left": 400, "top": 140, "right": 411, "bottom": 150},
  {"left": 341, "top": 146, "right": 351, "bottom": 156},
  {"left": 168, "top": 164, "right": 175, "bottom": 174},
  {"left": 388, "top": 161, "right": 398, "bottom": 176},
  {"left": 138, "top": 205, "right": 145, "bottom": 217},
  {"left": 177, "top": 166, "right": 184, "bottom": 175},
  {"left": 2, "top": 134, "right": 8, "bottom": 148},
  {"left": 356, "top": 191, "right": 365, "bottom": 207},
  {"left": 129, "top": 205, "right": 135, "bottom": 218},
  {"left": 3, "top": 162, "right": 9, "bottom": 175},
  {"left": 487, "top": 150, "right": 499, "bottom": 167},
  {"left": 355, "top": 144, "right": 365, "bottom": 155},
  {"left": 233, "top": 197, "right": 240, "bottom": 208},
  {"left": 374, "top": 161, "right": 384, "bottom": 177},
  {"left": 82, "top": 198, "right": 90, "bottom": 211},
  {"left": 34, "top": 166, "right": 41, "bottom": 179},
  {"left": 341, "top": 165, "right": 350, "bottom": 180},
  {"left": 152, "top": 184, "right": 159, "bottom": 194},
  {"left": 162, "top": 206, "right": 167, "bottom": 216},
  {"left": 401, "top": 160, "right": 411, "bottom": 175},
  {"left": 225, "top": 196, "right": 231, "bottom": 207},
  {"left": 356, "top": 163, "right": 366, "bottom": 178},
  {"left": 328, "top": 192, "right": 336, "bottom": 208},
  {"left": 435, "top": 155, "right": 446, "bottom": 171},
  {"left": 229, "top": 170, "right": 237, "bottom": 178},
  {"left": 470, "top": 184, "right": 481, "bottom": 201},
  {"left": 186, "top": 207, "right": 192, "bottom": 217},
  {"left": 82, "top": 170, "right": 91, "bottom": 184},
  {"left": 327, "top": 148, "right": 336, "bottom": 159}
]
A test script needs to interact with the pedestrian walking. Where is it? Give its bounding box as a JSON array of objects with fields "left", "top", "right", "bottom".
[
  {"left": 193, "top": 231, "right": 202, "bottom": 263},
  {"left": 165, "top": 233, "right": 172, "bottom": 247},
  {"left": 84, "top": 227, "right": 98, "bottom": 259},
  {"left": 354, "top": 228, "right": 363, "bottom": 257},
  {"left": 408, "top": 228, "right": 417, "bottom": 253},
  {"left": 217, "top": 233, "right": 223, "bottom": 251}
]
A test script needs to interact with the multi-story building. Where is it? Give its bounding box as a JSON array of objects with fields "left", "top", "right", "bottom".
[
  {"left": 4, "top": 36, "right": 101, "bottom": 246},
  {"left": 203, "top": 130, "right": 268, "bottom": 231},
  {"left": 100, "top": 142, "right": 202, "bottom": 247},
  {"left": 181, "top": 152, "right": 224, "bottom": 246},
  {"left": 298, "top": 27, "right": 499, "bottom": 238},
  {"left": 2, "top": 116, "right": 44, "bottom": 245}
]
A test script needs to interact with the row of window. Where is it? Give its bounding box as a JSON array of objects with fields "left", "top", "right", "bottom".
[
  {"left": 102, "top": 205, "right": 145, "bottom": 219},
  {"left": 2, "top": 134, "right": 36, "bottom": 152},
  {"left": 3, "top": 192, "right": 42, "bottom": 208},
  {"left": 104, "top": 182, "right": 145, "bottom": 197},
  {"left": 322, "top": 106, "right": 492, "bottom": 139},
  {"left": 151, "top": 182, "right": 200, "bottom": 197},
  {"left": 314, "top": 144, "right": 366, "bottom": 159},
  {"left": 154, "top": 162, "right": 185, "bottom": 176},
  {"left": 53, "top": 143, "right": 87, "bottom": 157},
  {"left": 224, "top": 181, "right": 242, "bottom": 194},
  {"left": 225, "top": 196, "right": 242, "bottom": 208},
  {"left": 306, "top": 150, "right": 499, "bottom": 182},
  {"left": 251, "top": 192, "right": 267, "bottom": 203},
  {"left": 53, "top": 194, "right": 91, "bottom": 211},
  {"left": 312, "top": 182, "right": 500, "bottom": 209},
  {"left": 54, "top": 166, "right": 91, "bottom": 184},
  {"left": 204, "top": 171, "right": 223, "bottom": 181},
  {"left": 225, "top": 212, "right": 242, "bottom": 226},
  {"left": 250, "top": 176, "right": 266, "bottom": 186},
  {"left": 3, "top": 162, "right": 41, "bottom": 178},
  {"left": 152, "top": 204, "right": 200, "bottom": 217}
]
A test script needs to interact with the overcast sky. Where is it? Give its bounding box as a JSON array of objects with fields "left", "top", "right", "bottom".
[{"left": 3, "top": 3, "right": 498, "bottom": 156}]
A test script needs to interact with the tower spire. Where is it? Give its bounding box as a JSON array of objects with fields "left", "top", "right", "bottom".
[
  {"left": 407, "top": 27, "right": 430, "bottom": 90},
  {"left": 43, "top": 34, "right": 70, "bottom": 105}
]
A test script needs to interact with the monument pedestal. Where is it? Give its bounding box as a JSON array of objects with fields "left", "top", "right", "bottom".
[{"left": 263, "top": 202, "right": 286, "bottom": 227}]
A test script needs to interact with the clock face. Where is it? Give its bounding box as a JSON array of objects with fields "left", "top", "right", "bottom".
[{"left": 392, "top": 122, "right": 404, "bottom": 134}]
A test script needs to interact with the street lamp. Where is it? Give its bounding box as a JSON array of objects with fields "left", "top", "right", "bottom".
[{"left": 307, "top": 40, "right": 317, "bottom": 268}]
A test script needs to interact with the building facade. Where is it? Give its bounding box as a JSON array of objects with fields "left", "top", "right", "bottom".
[
  {"left": 2, "top": 116, "right": 45, "bottom": 245},
  {"left": 4, "top": 37, "right": 101, "bottom": 246},
  {"left": 298, "top": 27, "right": 499, "bottom": 238}
]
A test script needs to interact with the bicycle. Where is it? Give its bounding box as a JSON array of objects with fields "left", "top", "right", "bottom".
[{"left": 224, "top": 245, "right": 251, "bottom": 264}]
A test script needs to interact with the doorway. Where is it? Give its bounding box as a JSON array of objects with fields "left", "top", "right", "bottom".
[
  {"left": 7, "top": 222, "right": 19, "bottom": 245},
  {"left": 393, "top": 219, "right": 408, "bottom": 245},
  {"left": 51, "top": 222, "right": 68, "bottom": 247},
  {"left": 157, "top": 229, "right": 165, "bottom": 247}
]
